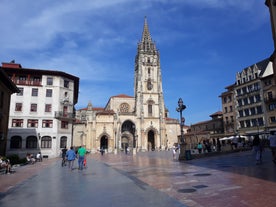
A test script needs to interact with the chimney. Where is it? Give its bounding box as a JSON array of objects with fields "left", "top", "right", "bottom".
[{"left": 1, "top": 60, "right": 22, "bottom": 68}]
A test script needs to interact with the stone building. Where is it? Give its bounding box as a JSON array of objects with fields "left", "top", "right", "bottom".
[
  {"left": 73, "top": 18, "right": 181, "bottom": 153},
  {"left": 185, "top": 111, "right": 224, "bottom": 150},
  {"left": 219, "top": 84, "right": 236, "bottom": 137}
]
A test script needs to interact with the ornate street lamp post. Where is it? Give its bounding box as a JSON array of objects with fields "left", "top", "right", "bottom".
[{"left": 176, "top": 98, "right": 186, "bottom": 160}]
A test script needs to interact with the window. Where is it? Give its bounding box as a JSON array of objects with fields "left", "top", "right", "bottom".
[
  {"left": 236, "top": 89, "right": 241, "bottom": 96},
  {"left": 230, "top": 106, "right": 233, "bottom": 112},
  {"left": 250, "top": 107, "right": 256, "bottom": 115},
  {"left": 15, "top": 103, "right": 22, "bottom": 111},
  {"left": 45, "top": 104, "right": 52, "bottom": 112},
  {"left": 12, "top": 119, "right": 23, "bottom": 127},
  {"left": 224, "top": 107, "right": 227, "bottom": 113},
  {"left": 249, "top": 96, "right": 254, "bottom": 104},
  {"left": 47, "top": 77, "right": 53, "bottom": 85},
  {"left": 270, "top": 116, "right": 276, "bottom": 123},
  {"left": 256, "top": 106, "right": 263, "bottom": 114},
  {"left": 41, "top": 136, "right": 52, "bottom": 148},
  {"left": 61, "top": 121, "right": 68, "bottom": 129},
  {"left": 255, "top": 94, "right": 261, "bottom": 102},
  {"left": 64, "top": 80, "right": 69, "bottom": 88},
  {"left": 26, "top": 136, "right": 38, "bottom": 149},
  {"left": 17, "top": 87, "right": 24, "bottom": 96},
  {"left": 30, "top": 104, "right": 37, "bottom": 112},
  {"left": 238, "top": 99, "right": 242, "bottom": 107},
  {"left": 268, "top": 91, "right": 273, "bottom": 100},
  {"left": 120, "top": 103, "right": 129, "bottom": 112},
  {"left": 10, "top": 136, "right": 22, "bottom": 149},
  {"left": 60, "top": 136, "right": 67, "bottom": 148},
  {"left": 27, "top": 119, "right": 38, "bottom": 128},
  {"left": 244, "top": 109, "right": 249, "bottom": 116},
  {"left": 148, "top": 104, "right": 152, "bottom": 116},
  {"left": 46, "top": 89, "right": 52, "bottom": 97},
  {"left": 258, "top": 118, "right": 264, "bottom": 126},
  {"left": 42, "top": 120, "right": 53, "bottom": 128},
  {"left": 32, "top": 88, "right": 38, "bottom": 96},
  {"left": 18, "top": 76, "right": 27, "bottom": 84},
  {"left": 269, "top": 103, "right": 276, "bottom": 111},
  {"left": 239, "top": 110, "right": 243, "bottom": 117}
]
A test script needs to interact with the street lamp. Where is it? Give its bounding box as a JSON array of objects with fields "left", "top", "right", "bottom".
[
  {"left": 176, "top": 98, "right": 186, "bottom": 160},
  {"left": 176, "top": 98, "right": 186, "bottom": 143}
]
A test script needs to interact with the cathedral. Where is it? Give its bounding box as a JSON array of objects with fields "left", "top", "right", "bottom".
[{"left": 73, "top": 18, "right": 180, "bottom": 153}]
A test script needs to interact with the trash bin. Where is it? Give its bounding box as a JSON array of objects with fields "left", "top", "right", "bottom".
[{"left": 185, "top": 150, "right": 192, "bottom": 160}]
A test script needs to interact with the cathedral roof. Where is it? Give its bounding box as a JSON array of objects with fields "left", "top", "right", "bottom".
[
  {"left": 96, "top": 110, "right": 115, "bottom": 115},
  {"left": 111, "top": 94, "right": 133, "bottom": 98}
]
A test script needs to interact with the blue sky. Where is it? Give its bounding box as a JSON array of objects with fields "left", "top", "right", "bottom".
[{"left": 0, "top": 0, "right": 273, "bottom": 125}]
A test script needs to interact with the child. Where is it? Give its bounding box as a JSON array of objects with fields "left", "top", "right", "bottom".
[{"left": 83, "top": 157, "right": 87, "bottom": 168}]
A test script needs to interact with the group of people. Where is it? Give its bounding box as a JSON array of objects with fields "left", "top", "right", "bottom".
[
  {"left": 61, "top": 145, "right": 87, "bottom": 171},
  {"left": 26, "top": 152, "right": 42, "bottom": 164}
]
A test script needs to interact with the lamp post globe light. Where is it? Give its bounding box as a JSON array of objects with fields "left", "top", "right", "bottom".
[{"left": 176, "top": 98, "right": 187, "bottom": 160}]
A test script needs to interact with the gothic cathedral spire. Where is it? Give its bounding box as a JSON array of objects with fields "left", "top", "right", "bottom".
[{"left": 134, "top": 17, "right": 166, "bottom": 150}]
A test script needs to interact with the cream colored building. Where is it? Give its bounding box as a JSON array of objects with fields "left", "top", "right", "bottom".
[{"left": 73, "top": 18, "right": 181, "bottom": 153}]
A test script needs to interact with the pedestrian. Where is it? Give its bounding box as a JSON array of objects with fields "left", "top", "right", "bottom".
[
  {"left": 172, "top": 146, "right": 176, "bottom": 160},
  {"left": 61, "top": 147, "right": 67, "bottom": 167},
  {"left": 100, "top": 147, "right": 104, "bottom": 156},
  {"left": 268, "top": 131, "right": 276, "bottom": 164},
  {"left": 36, "top": 152, "right": 42, "bottom": 162},
  {"left": 66, "top": 146, "right": 76, "bottom": 170},
  {"left": 77, "top": 145, "right": 86, "bottom": 170},
  {"left": 197, "top": 142, "right": 203, "bottom": 154},
  {"left": 252, "top": 135, "right": 261, "bottom": 164}
]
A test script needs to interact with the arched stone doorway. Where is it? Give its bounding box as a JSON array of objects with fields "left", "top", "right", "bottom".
[
  {"left": 121, "top": 136, "right": 129, "bottom": 151},
  {"left": 100, "top": 135, "right": 108, "bottom": 150},
  {"left": 121, "top": 120, "right": 135, "bottom": 151},
  {"left": 148, "top": 130, "right": 155, "bottom": 151}
]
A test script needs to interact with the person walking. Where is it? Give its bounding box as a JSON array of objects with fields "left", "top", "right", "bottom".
[
  {"left": 77, "top": 145, "right": 86, "bottom": 170},
  {"left": 252, "top": 135, "right": 261, "bottom": 164},
  {"left": 268, "top": 131, "right": 276, "bottom": 164},
  {"left": 197, "top": 142, "right": 203, "bottom": 154},
  {"left": 172, "top": 146, "right": 176, "bottom": 160},
  {"left": 61, "top": 148, "right": 67, "bottom": 167},
  {"left": 66, "top": 146, "right": 76, "bottom": 170}
]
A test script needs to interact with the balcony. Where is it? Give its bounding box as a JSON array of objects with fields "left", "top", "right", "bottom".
[{"left": 55, "top": 111, "right": 75, "bottom": 120}]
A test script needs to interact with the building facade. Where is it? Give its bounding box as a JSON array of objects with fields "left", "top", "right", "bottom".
[
  {"left": 0, "top": 68, "right": 19, "bottom": 156},
  {"left": 1, "top": 62, "right": 79, "bottom": 158},
  {"left": 185, "top": 111, "right": 224, "bottom": 149},
  {"left": 73, "top": 18, "right": 180, "bottom": 153},
  {"left": 235, "top": 59, "right": 272, "bottom": 136},
  {"left": 219, "top": 84, "right": 236, "bottom": 137}
]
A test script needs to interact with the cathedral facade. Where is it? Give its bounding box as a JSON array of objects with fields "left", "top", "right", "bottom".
[{"left": 73, "top": 18, "right": 180, "bottom": 153}]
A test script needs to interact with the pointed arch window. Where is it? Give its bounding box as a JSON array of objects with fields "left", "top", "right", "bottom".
[{"left": 148, "top": 100, "right": 154, "bottom": 117}]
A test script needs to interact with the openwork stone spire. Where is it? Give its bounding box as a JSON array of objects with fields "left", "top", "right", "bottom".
[{"left": 138, "top": 17, "right": 157, "bottom": 54}]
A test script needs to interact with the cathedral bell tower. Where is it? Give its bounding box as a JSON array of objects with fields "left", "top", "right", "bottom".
[{"left": 134, "top": 17, "right": 166, "bottom": 151}]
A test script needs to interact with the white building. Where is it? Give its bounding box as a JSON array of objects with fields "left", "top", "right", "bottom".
[{"left": 1, "top": 62, "right": 79, "bottom": 158}]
